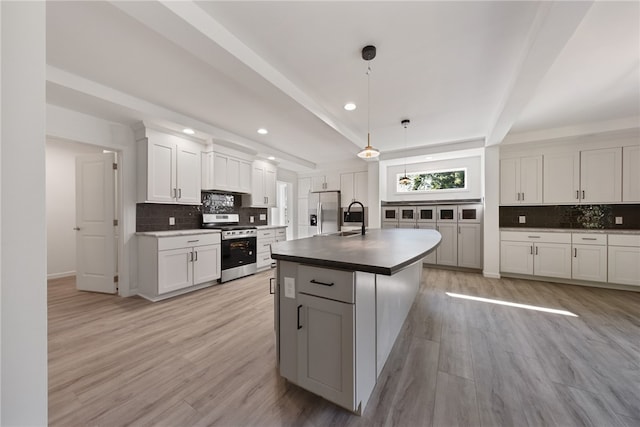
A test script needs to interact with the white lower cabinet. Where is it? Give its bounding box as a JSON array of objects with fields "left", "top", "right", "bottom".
[
  {"left": 571, "top": 233, "right": 607, "bottom": 283},
  {"left": 297, "top": 292, "right": 354, "bottom": 410},
  {"left": 418, "top": 224, "right": 437, "bottom": 264},
  {"left": 502, "top": 230, "right": 640, "bottom": 288},
  {"left": 608, "top": 235, "right": 640, "bottom": 286},
  {"left": 458, "top": 223, "right": 482, "bottom": 269},
  {"left": 436, "top": 223, "right": 458, "bottom": 266},
  {"left": 500, "top": 231, "right": 571, "bottom": 279},
  {"left": 138, "top": 233, "right": 221, "bottom": 301},
  {"left": 257, "top": 227, "right": 287, "bottom": 271}
]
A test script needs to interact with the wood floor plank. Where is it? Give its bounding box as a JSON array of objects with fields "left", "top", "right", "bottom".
[{"left": 48, "top": 267, "right": 640, "bottom": 426}]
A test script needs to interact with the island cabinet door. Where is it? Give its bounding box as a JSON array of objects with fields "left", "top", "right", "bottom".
[{"left": 297, "top": 293, "right": 355, "bottom": 411}]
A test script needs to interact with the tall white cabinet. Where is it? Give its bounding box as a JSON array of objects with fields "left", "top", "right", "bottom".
[
  {"left": 340, "top": 171, "right": 368, "bottom": 207},
  {"left": 137, "top": 128, "right": 202, "bottom": 205},
  {"left": 623, "top": 145, "right": 640, "bottom": 202},
  {"left": 248, "top": 160, "right": 277, "bottom": 207}
]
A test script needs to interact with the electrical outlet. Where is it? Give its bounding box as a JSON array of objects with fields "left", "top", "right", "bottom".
[
  {"left": 169, "top": 217, "right": 175, "bottom": 226},
  {"left": 260, "top": 214, "right": 266, "bottom": 221},
  {"left": 250, "top": 216, "right": 255, "bottom": 223},
  {"left": 615, "top": 216, "right": 623, "bottom": 225},
  {"left": 518, "top": 215, "right": 526, "bottom": 224}
]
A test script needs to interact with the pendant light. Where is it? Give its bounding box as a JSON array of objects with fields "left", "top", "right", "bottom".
[
  {"left": 399, "top": 119, "right": 411, "bottom": 185},
  {"left": 357, "top": 45, "right": 380, "bottom": 159}
]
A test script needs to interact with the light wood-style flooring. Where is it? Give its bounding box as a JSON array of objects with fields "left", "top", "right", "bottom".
[{"left": 49, "top": 268, "right": 640, "bottom": 426}]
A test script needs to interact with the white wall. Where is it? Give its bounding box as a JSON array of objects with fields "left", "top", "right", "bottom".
[
  {"left": 381, "top": 154, "right": 483, "bottom": 202},
  {"left": 47, "top": 104, "right": 137, "bottom": 296},
  {"left": 46, "top": 139, "right": 103, "bottom": 278},
  {"left": 1, "top": 2, "right": 48, "bottom": 424}
]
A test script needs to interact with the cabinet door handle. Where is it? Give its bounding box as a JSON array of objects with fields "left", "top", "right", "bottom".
[
  {"left": 517, "top": 192, "right": 521, "bottom": 201},
  {"left": 189, "top": 251, "right": 193, "bottom": 262},
  {"left": 521, "top": 192, "right": 525, "bottom": 201},
  {"left": 178, "top": 188, "right": 182, "bottom": 199},
  {"left": 310, "top": 279, "right": 334, "bottom": 287},
  {"left": 574, "top": 248, "right": 577, "bottom": 257},
  {"left": 576, "top": 190, "right": 579, "bottom": 200},
  {"left": 458, "top": 226, "right": 461, "bottom": 234},
  {"left": 173, "top": 188, "right": 177, "bottom": 198},
  {"left": 297, "top": 305, "right": 303, "bottom": 330},
  {"left": 194, "top": 251, "right": 198, "bottom": 262},
  {"left": 535, "top": 246, "right": 538, "bottom": 255},
  {"left": 269, "top": 277, "right": 275, "bottom": 295},
  {"left": 582, "top": 190, "right": 585, "bottom": 199},
  {"left": 530, "top": 245, "right": 533, "bottom": 255}
]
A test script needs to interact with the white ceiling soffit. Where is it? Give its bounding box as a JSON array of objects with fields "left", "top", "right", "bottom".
[
  {"left": 510, "top": 1, "right": 640, "bottom": 136},
  {"left": 46, "top": 1, "right": 353, "bottom": 168}
]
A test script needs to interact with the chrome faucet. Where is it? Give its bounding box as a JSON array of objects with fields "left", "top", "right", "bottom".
[{"left": 346, "top": 201, "right": 366, "bottom": 235}]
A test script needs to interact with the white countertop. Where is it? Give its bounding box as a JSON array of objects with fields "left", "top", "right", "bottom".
[
  {"left": 501, "top": 227, "right": 640, "bottom": 235},
  {"left": 136, "top": 229, "right": 221, "bottom": 237},
  {"left": 255, "top": 225, "right": 287, "bottom": 230}
]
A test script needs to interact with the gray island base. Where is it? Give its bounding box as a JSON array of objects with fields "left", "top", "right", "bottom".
[{"left": 271, "top": 228, "right": 441, "bottom": 414}]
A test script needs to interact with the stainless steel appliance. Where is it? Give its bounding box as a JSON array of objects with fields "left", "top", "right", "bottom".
[
  {"left": 382, "top": 206, "right": 399, "bottom": 228},
  {"left": 202, "top": 214, "right": 257, "bottom": 282},
  {"left": 399, "top": 206, "right": 418, "bottom": 224},
  {"left": 417, "top": 206, "right": 436, "bottom": 224},
  {"left": 308, "top": 191, "right": 340, "bottom": 235}
]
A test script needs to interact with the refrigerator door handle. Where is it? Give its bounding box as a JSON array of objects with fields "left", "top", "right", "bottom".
[{"left": 317, "top": 201, "right": 322, "bottom": 235}]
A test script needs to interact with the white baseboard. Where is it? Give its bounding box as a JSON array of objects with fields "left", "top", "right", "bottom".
[
  {"left": 483, "top": 271, "right": 501, "bottom": 279},
  {"left": 47, "top": 271, "right": 75, "bottom": 280}
]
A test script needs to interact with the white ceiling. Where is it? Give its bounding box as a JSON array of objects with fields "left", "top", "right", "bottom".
[{"left": 45, "top": 1, "right": 640, "bottom": 171}]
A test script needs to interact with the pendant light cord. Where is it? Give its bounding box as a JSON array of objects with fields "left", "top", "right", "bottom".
[{"left": 367, "top": 64, "right": 372, "bottom": 146}]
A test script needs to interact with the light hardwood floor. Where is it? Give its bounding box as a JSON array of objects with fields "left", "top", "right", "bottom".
[{"left": 49, "top": 268, "right": 640, "bottom": 426}]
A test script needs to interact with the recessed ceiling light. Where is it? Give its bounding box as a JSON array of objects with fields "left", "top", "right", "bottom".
[
  {"left": 344, "top": 103, "right": 356, "bottom": 111},
  {"left": 257, "top": 128, "right": 268, "bottom": 135},
  {"left": 267, "top": 156, "right": 276, "bottom": 160},
  {"left": 182, "top": 128, "right": 195, "bottom": 135}
]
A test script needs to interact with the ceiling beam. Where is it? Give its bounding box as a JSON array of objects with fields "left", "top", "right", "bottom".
[
  {"left": 111, "top": 0, "right": 365, "bottom": 152},
  {"left": 46, "top": 65, "right": 317, "bottom": 170},
  {"left": 486, "top": 1, "right": 594, "bottom": 146}
]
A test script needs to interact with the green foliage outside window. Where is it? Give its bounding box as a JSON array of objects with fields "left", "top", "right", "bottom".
[{"left": 397, "top": 169, "right": 466, "bottom": 192}]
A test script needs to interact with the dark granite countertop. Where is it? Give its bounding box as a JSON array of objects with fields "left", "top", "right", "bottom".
[{"left": 270, "top": 228, "right": 441, "bottom": 275}]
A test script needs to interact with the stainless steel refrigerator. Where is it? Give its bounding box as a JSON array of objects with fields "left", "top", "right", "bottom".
[{"left": 308, "top": 191, "right": 340, "bottom": 235}]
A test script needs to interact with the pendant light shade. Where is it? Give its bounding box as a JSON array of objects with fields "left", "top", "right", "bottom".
[
  {"left": 399, "top": 119, "right": 411, "bottom": 185},
  {"left": 358, "top": 45, "right": 380, "bottom": 159}
]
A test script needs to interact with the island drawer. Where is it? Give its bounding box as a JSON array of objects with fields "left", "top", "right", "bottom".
[{"left": 298, "top": 265, "right": 354, "bottom": 303}]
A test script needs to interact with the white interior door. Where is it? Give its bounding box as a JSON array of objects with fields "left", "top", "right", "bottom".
[{"left": 75, "top": 153, "right": 117, "bottom": 293}]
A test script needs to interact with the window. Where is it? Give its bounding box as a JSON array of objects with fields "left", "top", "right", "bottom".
[{"left": 397, "top": 168, "right": 466, "bottom": 193}]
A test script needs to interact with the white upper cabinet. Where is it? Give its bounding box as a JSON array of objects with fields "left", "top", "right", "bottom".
[
  {"left": 298, "top": 177, "right": 311, "bottom": 198},
  {"left": 202, "top": 151, "right": 252, "bottom": 193},
  {"left": 249, "top": 160, "right": 277, "bottom": 207},
  {"left": 340, "top": 171, "right": 368, "bottom": 207},
  {"left": 311, "top": 173, "right": 340, "bottom": 192},
  {"left": 580, "top": 147, "right": 622, "bottom": 203},
  {"left": 500, "top": 155, "right": 542, "bottom": 205},
  {"left": 623, "top": 145, "right": 640, "bottom": 202},
  {"left": 543, "top": 152, "right": 580, "bottom": 204},
  {"left": 137, "top": 129, "right": 202, "bottom": 205}
]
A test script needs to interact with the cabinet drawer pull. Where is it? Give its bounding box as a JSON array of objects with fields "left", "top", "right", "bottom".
[
  {"left": 581, "top": 237, "right": 597, "bottom": 241},
  {"left": 269, "top": 277, "right": 275, "bottom": 295},
  {"left": 527, "top": 236, "right": 540, "bottom": 238},
  {"left": 310, "top": 279, "right": 334, "bottom": 287},
  {"left": 297, "top": 305, "right": 303, "bottom": 330},
  {"left": 187, "top": 239, "right": 200, "bottom": 243}
]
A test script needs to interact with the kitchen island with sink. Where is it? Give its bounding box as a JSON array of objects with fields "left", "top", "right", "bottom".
[{"left": 271, "top": 228, "right": 441, "bottom": 414}]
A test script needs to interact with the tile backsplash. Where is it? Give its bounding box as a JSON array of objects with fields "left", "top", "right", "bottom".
[
  {"left": 500, "top": 204, "right": 640, "bottom": 230},
  {"left": 137, "top": 191, "right": 268, "bottom": 232}
]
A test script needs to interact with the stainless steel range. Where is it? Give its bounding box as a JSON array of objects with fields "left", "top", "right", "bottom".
[{"left": 202, "top": 214, "right": 257, "bottom": 282}]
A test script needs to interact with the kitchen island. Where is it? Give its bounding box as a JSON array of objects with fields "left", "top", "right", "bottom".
[{"left": 271, "top": 228, "right": 441, "bottom": 414}]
